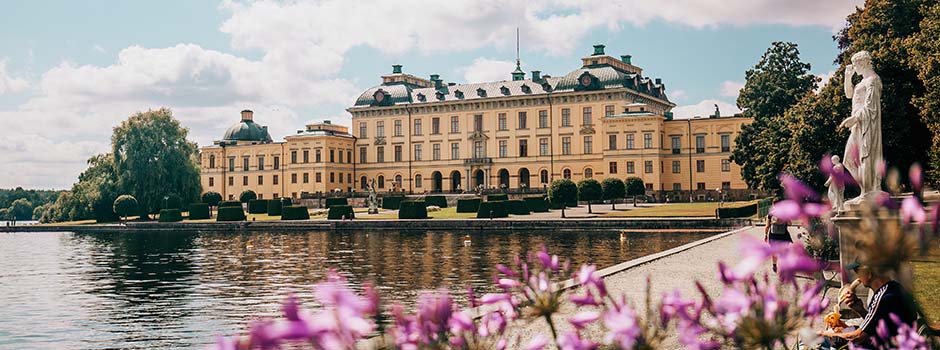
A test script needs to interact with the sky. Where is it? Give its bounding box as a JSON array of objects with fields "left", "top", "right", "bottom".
[{"left": 0, "top": 0, "right": 863, "bottom": 190}]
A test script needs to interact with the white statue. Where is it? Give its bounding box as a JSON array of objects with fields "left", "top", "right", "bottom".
[
  {"left": 840, "top": 51, "right": 884, "bottom": 206},
  {"left": 368, "top": 179, "right": 379, "bottom": 214},
  {"left": 826, "top": 155, "right": 846, "bottom": 213}
]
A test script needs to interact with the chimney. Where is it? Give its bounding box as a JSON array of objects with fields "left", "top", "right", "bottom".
[
  {"left": 241, "top": 109, "right": 254, "bottom": 121},
  {"left": 655, "top": 78, "right": 662, "bottom": 85},
  {"left": 392, "top": 64, "right": 402, "bottom": 74},
  {"left": 531, "top": 70, "right": 541, "bottom": 81},
  {"left": 324, "top": 120, "right": 331, "bottom": 124},
  {"left": 621, "top": 55, "right": 632, "bottom": 64},
  {"left": 430, "top": 74, "right": 442, "bottom": 89},
  {"left": 593, "top": 44, "right": 606, "bottom": 56}
]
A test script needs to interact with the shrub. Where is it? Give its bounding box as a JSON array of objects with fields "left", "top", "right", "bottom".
[
  {"left": 523, "top": 196, "right": 550, "bottom": 213},
  {"left": 382, "top": 196, "right": 404, "bottom": 210},
  {"left": 162, "top": 194, "right": 183, "bottom": 210},
  {"left": 505, "top": 199, "right": 530, "bottom": 215},
  {"left": 423, "top": 195, "right": 447, "bottom": 208},
  {"left": 456, "top": 198, "right": 482, "bottom": 213},
  {"left": 201, "top": 191, "right": 222, "bottom": 207},
  {"left": 548, "top": 179, "right": 578, "bottom": 218},
  {"left": 327, "top": 205, "right": 355, "bottom": 220},
  {"left": 476, "top": 201, "right": 508, "bottom": 218},
  {"left": 248, "top": 199, "right": 268, "bottom": 214},
  {"left": 399, "top": 201, "right": 428, "bottom": 219},
  {"left": 158, "top": 209, "right": 182, "bottom": 222},
  {"left": 217, "top": 206, "right": 246, "bottom": 221},
  {"left": 219, "top": 201, "right": 242, "bottom": 208},
  {"left": 486, "top": 194, "right": 509, "bottom": 202},
  {"left": 267, "top": 199, "right": 283, "bottom": 216},
  {"left": 113, "top": 195, "right": 138, "bottom": 220},
  {"left": 239, "top": 190, "right": 257, "bottom": 203},
  {"left": 716, "top": 199, "right": 773, "bottom": 218},
  {"left": 577, "top": 179, "right": 602, "bottom": 213},
  {"left": 282, "top": 206, "right": 311, "bottom": 220},
  {"left": 325, "top": 197, "right": 348, "bottom": 208},
  {"left": 601, "top": 178, "right": 626, "bottom": 209},
  {"left": 188, "top": 203, "right": 211, "bottom": 220}
]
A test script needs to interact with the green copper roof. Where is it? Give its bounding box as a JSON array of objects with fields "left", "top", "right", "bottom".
[{"left": 223, "top": 120, "right": 273, "bottom": 143}]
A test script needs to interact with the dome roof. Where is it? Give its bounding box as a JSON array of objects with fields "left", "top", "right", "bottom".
[{"left": 223, "top": 119, "right": 273, "bottom": 143}]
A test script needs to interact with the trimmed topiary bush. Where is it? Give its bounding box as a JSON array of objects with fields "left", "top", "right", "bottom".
[
  {"left": 158, "top": 209, "right": 183, "bottom": 222},
  {"left": 217, "top": 206, "right": 246, "bottom": 221},
  {"left": 456, "top": 198, "right": 482, "bottom": 213},
  {"left": 239, "top": 190, "right": 257, "bottom": 203},
  {"left": 382, "top": 196, "right": 404, "bottom": 210},
  {"left": 281, "top": 206, "right": 311, "bottom": 220},
  {"left": 486, "top": 194, "right": 509, "bottom": 202},
  {"left": 523, "top": 196, "right": 550, "bottom": 213},
  {"left": 327, "top": 205, "right": 355, "bottom": 220},
  {"left": 248, "top": 199, "right": 268, "bottom": 214},
  {"left": 325, "top": 197, "right": 348, "bottom": 208},
  {"left": 267, "top": 199, "right": 283, "bottom": 216},
  {"left": 202, "top": 191, "right": 222, "bottom": 208},
  {"left": 398, "top": 201, "right": 428, "bottom": 219},
  {"left": 423, "top": 195, "right": 447, "bottom": 208},
  {"left": 188, "top": 203, "right": 211, "bottom": 220},
  {"left": 113, "top": 195, "right": 138, "bottom": 221},
  {"left": 505, "top": 199, "right": 530, "bottom": 215},
  {"left": 162, "top": 194, "right": 183, "bottom": 210},
  {"left": 219, "top": 201, "right": 242, "bottom": 208},
  {"left": 476, "top": 201, "right": 508, "bottom": 218}
]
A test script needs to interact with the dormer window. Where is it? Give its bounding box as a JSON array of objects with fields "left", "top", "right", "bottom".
[
  {"left": 372, "top": 89, "right": 390, "bottom": 106},
  {"left": 500, "top": 86, "right": 510, "bottom": 95},
  {"left": 436, "top": 91, "right": 445, "bottom": 101},
  {"left": 477, "top": 88, "right": 486, "bottom": 97},
  {"left": 541, "top": 82, "right": 552, "bottom": 92},
  {"left": 521, "top": 84, "right": 531, "bottom": 94},
  {"left": 454, "top": 90, "right": 464, "bottom": 99},
  {"left": 416, "top": 93, "right": 426, "bottom": 102}
]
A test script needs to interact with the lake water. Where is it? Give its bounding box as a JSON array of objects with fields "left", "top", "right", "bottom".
[{"left": 0, "top": 229, "right": 711, "bottom": 350}]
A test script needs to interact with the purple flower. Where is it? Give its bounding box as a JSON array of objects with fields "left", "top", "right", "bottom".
[
  {"left": 775, "top": 244, "right": 821, "bottom": 282},
  {"left": 731, "top": 236, "right": 775, "bottom": 280},
  {"left": 797, "top": 282, "right": 829, "bottom": 318},
  {"left": 820, "top": 154, "right": 855, "bottom": 188},
  {"left": 568, "top": 311, "right": 600, "bottom": 329},
  {"left": 877, "top": 192, "right": 901, "bottom": 210},
  {"left": 770, "top": 200, "right": 803, "bottom": 222},
  {"left": 478, "top": 311, "right": 507, "bottom": 337},
  {"left": 901, "top": 197, "right": 927, "bottom": 225},
  {"left": 569, "top": 291, "right": 601, "bottom": 306},
  {"left": 448, "top": 310, "right": 473, "bottom": 334},
  {"left": 677, "top": 319, "right": 719, "bottom": 350},
  {"left": 524, "top": 334, "right": 549, "bottom": 350},
  {"left": 661, "top": 289, "right": 695, "bottom": 323},
  {"left": 713, "top": 287, "right": 751, "bottom": 332},
  {"left": 910, "top": 163, "right": 923, "bottom": 193},
  {"left": 480, "top": 293, "right": 512, "bottom": 305},
  {"left": 603, "top": 305, "right": 640, "bottom": 349},
  {"left": 536, "top": 247, "right": 560, "bottom": 271},
  {"left": 497, "top": 278, "right": 521, "bottom": 289},
  {"left": 780, "top": 173, "right": 819, "bottom": 202},
  {"left": 495, "top": 264, "right": 517, "bottom": 277},
  {"left": 558, "top": 331, "right": 599, "bottom": 350}
]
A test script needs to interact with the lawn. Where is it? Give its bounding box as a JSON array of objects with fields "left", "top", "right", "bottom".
[
  {"left": 365, "top": 207, "right": 477, "bottom": 220},
  {"left": 602, "top": 200, "right": 759, "bottom": 218}
]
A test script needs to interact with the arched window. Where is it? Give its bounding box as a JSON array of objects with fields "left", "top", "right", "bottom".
[
  {"left": 360, "top": 176, "right": 368, "bottom": 189},
  {"left": 540, "top": 169, "right": 549, "bottom": 184},
  {"left": 414, "top": 174, "right": 423, "bottom": 188},
  {"left": 209, "top": 154, "right": 216, "bottom": 168},
  {"left": 378, "top": 175, "right": 385, "bottom": 189},
  {"left": 585, "top": 168, "right": 593, "bottom": 178},
  {"left": 563, "top": 169, "right": 571, "bottom": 179}
]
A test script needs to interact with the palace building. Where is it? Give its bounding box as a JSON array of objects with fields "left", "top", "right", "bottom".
[{"left": 199, "top": 44, "right": 756, "bottom": 202}]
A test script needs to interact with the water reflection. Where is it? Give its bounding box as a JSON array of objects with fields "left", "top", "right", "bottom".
[{"left": 0, "top": 229, "right": 709, "bottom": 350}]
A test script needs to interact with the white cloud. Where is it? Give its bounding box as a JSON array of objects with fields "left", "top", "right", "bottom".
[
  {"left": 720, "top": 80, "right": 744, "bottom": 98},
  {"left": 671, "top": 99, "right": 741, "bottom": 119},
  {"left": 93, "top": 44, "right": 106, "bottom": 54},
  {"left": 669, "top": 89, "right": 687, "bottom": 100},
  {"left": 815, "top": 70, "right": 836, "bottom": 93},
  {"left": 457, "top": 58, "right": 518, "bottom": 83},
  {"left": 0, "top": 59, "right": 30, "bottom": 94}
]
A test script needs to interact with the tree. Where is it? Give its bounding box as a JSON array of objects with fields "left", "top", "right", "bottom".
[
  {"left": 9, "top": 198, "right": 33, "bottom": 221},
  {"left": 731, "top": 42, "right": 818, "bottom": 196},
  {"left": 601, "top": 178, "right": 626, "bottom": 210},
  {"left": 162, "top": 193, "right": 182, "bottom": 210},
  {"left": 909, "top": 1, "right": 940, "bottom": 185},
  {"left": 624, "top": 177, "right": 646, "bottom": 207},
  {"left": 113, "top": 195, "right": 138, "bottom": 222},
  {"left": 239, "top": 190, "right": 257, "bottom": 203},
  {"left": 577, "top": 179, "right": 602, "bottom": 214},
  {"left": 548, "top": 179, "right": 577, "bottom": 219},
  {"left": 112, "top": 108, "right": 201, "bottom": 218},
  {"left": 202, "top": 191, "right": 222, "bottom": 208}
]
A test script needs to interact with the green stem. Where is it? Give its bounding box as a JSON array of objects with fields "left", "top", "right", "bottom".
[{"left": 544, "top": 314, "right": 559, "bottom": 342}]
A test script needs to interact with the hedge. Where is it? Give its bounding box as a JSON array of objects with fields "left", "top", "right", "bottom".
[
  {"left": 717, "top": 198, "right": 774, "bottom": 218},
  {"left": 219, "top": 201, "right": 242, "bottom": 208},
  {"left": 399, "top": 201, "right": 428, "bottom": 219},
  {"left": 248, "top": 199, "right": 268, "bottom": 214},
  {"left": 282, "top": 206, "right": 311, "bottom": 220},
  {"left": 267, "top": 199, "right": 283, "bottom": 216},
  {"left": 327, "top": 205, "right": 355, "bottom": 220},
  {"left": 217, "top": 206, "right": 246, "bottom": 221},
  {"left": 158, "top": 209, "right": 183, "bottom": 222},
  {"left": 486, "top": 194, "right": 509, "bottom": 202},
  {"left": 423, "top": 195, "right": 447, "bottom": 208},
  {"left": 477, "top": 201, "right": 508, "bottom": 218},
  {"left": 505, "top": 199, "right": 530, "bottom": 215},
  {"left": 456, "top": 198, "right": 482, "bottom": 213},
  {"left": 325, "top": 197, "right": 348, "bottom": 208},
  {"left": 188, "top": 203, "right": 211, "bottom": 220},
  {"left": 382, "top": 196, "right": 405, "bottom": 210},
  {"left": 523, "top": 197, "right": 550, "bottom": 213}
]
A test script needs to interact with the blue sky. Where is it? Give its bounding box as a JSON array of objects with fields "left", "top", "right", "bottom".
[{"left": 0, "top": 0, "right": 862, "bottom": 189}]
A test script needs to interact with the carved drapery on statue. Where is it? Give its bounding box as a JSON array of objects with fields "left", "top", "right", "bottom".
[{"left": 840, "top": 51, "right": 884, "bottom": 207}]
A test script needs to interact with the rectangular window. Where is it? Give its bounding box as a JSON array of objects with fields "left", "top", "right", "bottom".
[
  {"left": 605, "top": 105, "right": 614, "bottom": 117},
  {"left": 338, "top": 172, "right": 343, "bottom": 183},
  {"left": 672, "top": 161, "right": 681, "bottom": 174},
  {"left": 450, "top": 116, "right": 459, "bottom": 133},
  {"left": 258, "top": 175, "right": 263, "bottom": 185},
  {"left": 415, "top": 175, "right": 422, "bottom": 188},
  {"left": 394, "top": 145, "right": 402, "bottom": 162},
  {"left": 346, "top": 151, "right": 351, "bottom": 164},
  {"left": 473, "top": 114, "right": 483, "bottom": 132},
  {"left": 339, "top": 150, "right": 344, "bottom": 163},
  {"left": 538, "top": 110, "right": 548, "bottom": 129},
  {"left": 562, "top": 137, "right": 571, "bottom": 155},
  {"left": 451, "top": 143, "right": 459, "bottom": 160},
  {"left": 609, "top": 161, "right": 618, "bottom": 174},
  {"left": 584, "top": 136, "right": 593, "bottom": 154},
  {"left": 209, "top": 156, "right": 216, "bottom": 169},
  {"left": 359, "top": 122, "right": 367, "bottom": 138},
  {"left": 329, "top": 172, "right": 334, "bottom": 183},
  {"left": 273, "top": 156, "right": 280, "bottom": 170},
  {"left": 258, "top": 156, "right": 265, "bottom": 170},
  {"left": 626, "top": 134, "right": 635, "bottom": 149},
  {"left": 273, "top": 175, "right": 279, "bottom": 185},
  {"left": 673, "top": 183, "right": 682, "bottom": 191},
  {"left": 722, "top": 159, "right": 731, "bottom": 172},
  {"left": 303, "top": 150, "right": 310, "bottom": 163},
  {"left": 209, "top": 177, "right": 214, "bottom": 187},
  {"left": 290, "top": 151, "right": 297, "bottom": 164},
  {"left": 608, "top": 134, "right": 617, "bottom": 150},
  {"left": 626, "top": 161, "right": 635, "bottom": 174},
  {"left": 432, "top": 117, "right": 441, "bottom": 134},
  {"left": 377, "top": 146, "right": 385, "bottom": 163},
  {"left": 697, "top": 182, "right": 706, "bottom": 190},
  {"left": 721, "top": 134, "right": 731, "bottom": 152},
  {"left": 347, "top": 173, "right": 352, "bottom": 184},
  {"left": 645, "top": 183, "right": 653, "bottom": 191},
  {"left": 291, "top": 173, "right": 297, "bottom": 184},
  {"left": 377, "top": 121, "right": 385, "bottom": 137},
  {"left": 671, "top": 136, "right": 681, "bottom": 154},
  {"left": 518, "top": 111, "right": 527, "bottom": 129},
  {"left": 414, "top": 144, "right": 423, "bottom": 161},
  {"left": 473, "top": 141, "right": 484, "bottom": 158},
  {"left": 243, "top": 176, "right": 248, "bottom": 186},
  {"left": 433, "top": 143, "right": 441, "bottom": 160},
  {"left": 243, "top": 157, "right": 249, "bottom": 171},
  {"left": 582, "top": 106, "right": 592, "bottom": 125},
  {"left": 413, "top": 118, "right": 422, "bottom": 135},
  {"left": 518, "top": 139, "right": 528, "bottom": 157},
  {"left": 303, "top": 173, "right": 309, "bottom": 183},
  {"left": 499, "top": 140, "right": 507, "bottom": 158},
  {"left": 229, "top": 176, "right": 234, "bottom": 186},
  {"left": 561, "top": 108, "right": 571, "bottom": 127},
  {"left": 644, "top": 160, "right": 653, "bottom": 174},
  {"left": 394, "top": 119, "right": 402, "bottom": 136},
  {"left": 696, "top": 160, "right": 705, "bottom": 172},
  {"left": 498, "top": 113, "right": 507, "bottom": 130},
  {"left": 317, "top": 172, "right": 322, "bottom": 183},
  {"left": 359, "top": 147, "right": 367, "bottom": 164},
  {"left": 722, "top": 181, "right": 731, "bottom": 189},
  {"left": 539, "top": 137, "right": 549, "bottom": 156},
  {"left": 696, "top": 135, "right": 705, "bottom": 153},
  {"left": 320, "top": 149, "right": 325, "bottom": 163},
  {"left": 643, "top": 133, "right": 653, "bottom": 149}
]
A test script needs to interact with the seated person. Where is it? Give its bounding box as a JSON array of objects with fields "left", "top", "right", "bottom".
[{"left": 819, "top": 262, "right": 918, "bottom": 346}]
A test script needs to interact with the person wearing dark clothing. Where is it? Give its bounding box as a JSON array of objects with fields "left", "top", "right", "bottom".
[
  {"left": 764, "top": 214, "right": 792, "bottom": 272},
  {"left": 820, "top": 264, "right": 918, "bottom": 346}
]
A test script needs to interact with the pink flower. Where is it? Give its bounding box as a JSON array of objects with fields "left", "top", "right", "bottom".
[
  {"left": 569, "top": 291, "right": 601, "bottom": 306},
  {"left": 901, "top": 197, "right": 927, "bottom": 225},
  {"left": 661, "top": 289, "right": 695, "bottom": 323},
  {"left": 910, "top": 163, "right": 923, "bottom": 193},
  {"left": 558, "top": 331, "right": 599, "bottom": 350},
  {"left": 769, "top": 200, "right": 803, "bottom": 222},
  {"left": 497, "top": 278, "right": 521, "bottom": 289},
  {"left": 480, "top": 293, "right": 512, "bottom": 305},
  {"left": 495, "top": 263, "right": 517, "bottom": 277},
  {"left": 524, "top": 334, "right": 549, "bottom": 350},
  {"left": 568, "top": 311, "right": 600, "bottom": 329},
  {"left": 775, "top": 244, "right": 821, "bottom": 282},
  {"left": 603, "top": 305, "right": 640, "bottom": 349},
  {"left": 732, "top": 236, "right": 775, "bottom": 280},
  {"left": 780, "top": 173, "right": 819, "bottom": 202},
  {"left": 536, "top": 247, "right": 560, "bottom": 271}
]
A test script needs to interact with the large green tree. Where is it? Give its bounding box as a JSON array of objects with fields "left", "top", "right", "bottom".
[
  {"left": 624, "top": 177, "right": 646, "bottom": 206},
  {"left": 601, "top": 178, "right": 625, "bottom": 210},
  {"left": 577, "top": 179, "right": 602, "bottom": 214},
  {"left": 908, "top": 1, "right": 940, "bottom": 185},
  {"left": 731, "top": 42, "right": 818, "bottom": 195},
  {"left": 112, "top": 108, "right": 201, "bottom": 217},
  {"left": 548, "top": 179, "right": 577, "bottom": 219}
]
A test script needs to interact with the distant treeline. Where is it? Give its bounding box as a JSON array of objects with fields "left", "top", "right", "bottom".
[{"left": 0, "top": 187, "right": 62, "bottom": 221}]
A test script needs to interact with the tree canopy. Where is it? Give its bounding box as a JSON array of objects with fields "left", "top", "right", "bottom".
[
  {"left": 601, "top": 178, "right": 625, "bottom": 210},
  {"left": 577, "top": 179, "right": 602, "bottom": 213},
  {"left": 548, "top": 179, "right": 577, "bottom": 218},
  {"left": 624, "top": 177, "right": 646, "bottom": 206}
]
